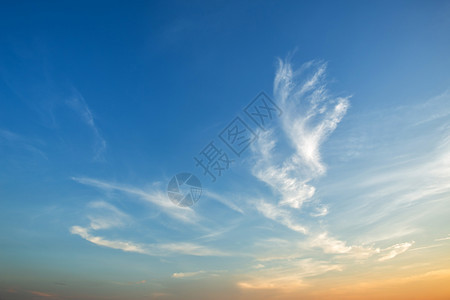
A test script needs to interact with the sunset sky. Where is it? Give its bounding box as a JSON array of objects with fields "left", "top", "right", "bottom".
[{"left": 1, "top": 1, "right": 450, "bottom": 299}]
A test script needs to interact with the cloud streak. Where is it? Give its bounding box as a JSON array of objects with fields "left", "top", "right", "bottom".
[
  {"left": 251, "top": 59, "right": 350, "bottom": 209},
  {"left": 378, "top": 242, "right": 414, "bottom": 261},
  {"left": 70, "top": 225, "right": 228, "bottom": 256},
  {"left": 255, "top": 199, "right": 308, "bottom": 234},
  {"left": 66, "top": 91, "right": 106, "bottom": 160},
  {"left": 171, "top": 271, "right": 205, "bottom": 278},
  {"left": 238, "top": 258, "right": 343, "bottom": 290},
  {"left": 0, "top": 128, "right": 47, "bottom": 159},
  {"left": 70, "top": 201, "right": 227, "bottom": 257},
  {"left": 249, "top": 59, "right": 349, "bottom": 237},
  {"left": 71, "top": 176, "right": 199, "bottom": 224}
]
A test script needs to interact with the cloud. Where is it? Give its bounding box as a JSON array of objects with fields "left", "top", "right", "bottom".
[
  {"left": 324, "top": 118, "right": 450, "bottom": 247},
  {"left": 255, "top": 199, "right": 308, "bottom": 234},
  {"left": 247, "top": 59, "right": 349, "bottom": 253},
  {"left": 72, "top": 177, "right": 199, "bottom": 224},
  {"left": 309, "top": 233, "right": 414, "bottom": 262},
  {"left": 309, "top": 232, "right": 380, "bottom": 259},
  {"left": 196, "top": 225, "right": 238, "bottom": 241},
  {"left": 251, "top": 59, "right": 349, "bottom": 209},
  {"left": 378, "top": 242, "right": 414, "bottom": 261},
  {"left": 243, "top": 235, "right": 412, "bottom": 291},
  {"left": 238, "top": 258, "right": 343, "bottom": 290},
  {"left": 274, "top": 60, "right": 349, "bottom": 177},
  {"left": 0, "top": 128, "right": 47, "bottom": 159},
  {"left": 409, "top": 244, "right": 443, "bottom": 252},
  {"left": 247, "top": 59, "right": 352, "bottom": 252},
  {"left": 253, "top": 264, "right": 265, "bottom": 269},
  {"left": 171, "top": 271, "right": 205, "bottom": 278},
  {"left": 29, "top": 291, "right": 57, "bottom": 298},
  {"left": 203, "top": 190, "right": 244, "bottom": 214},
  {"left": 70, "top": 200, "right": 226, "bottom": 257},
  {"left": 435, "top": 235, "right": 450, "bottom": 241},
  {"left": 244, "top": 58, "right": 432, "bottom": 290},
  {"left": 322, "top": 89, "right": 450, "bottom": 231},
  {"left": 87, "top": 201, "right": 131, "bottom": 230},
  {"left": 309, "top": 233, "right": 352, "bottom": 254},
  {"left": 70, "top": 225, "right": 228, "bottom": 256},
  {"left": 70, "top": 202, "right": 141, "bottom": 253},
  {"left": 156, "top": 242, "right": 228, "bottom": 256},
  {"left": 66, "top": 91, "right": 106, "bottom": 160},
  {"left": 70, "top": 225, "right": 148, "bottom": 254},
  {"left": 310, "top": 205, "right": 329, "bottom": 217}
]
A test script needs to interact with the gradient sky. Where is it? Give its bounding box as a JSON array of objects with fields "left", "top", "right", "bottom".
[{"left": 1, "top": 1, "right": 450, "bottom": 299}]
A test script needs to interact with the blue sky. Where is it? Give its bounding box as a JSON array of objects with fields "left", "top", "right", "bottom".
[{"left": 1, "top": 1, "right": 450, "bottom": 299}]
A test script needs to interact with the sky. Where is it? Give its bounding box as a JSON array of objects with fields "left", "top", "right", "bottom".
[{"left": 1, "top": 1, "right": 450, "bottom": 299}]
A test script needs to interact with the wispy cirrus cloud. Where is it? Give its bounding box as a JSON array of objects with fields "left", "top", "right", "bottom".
[
  {"left": 246, "top": 57, "right": 418, "bottom": 275},
  {"left": 70, "top": 225, "right": 148, "bottom": 254},
  {"left": 238, "top": 258, "right": 343, "bottom": 290},
  {"left": 66, "top": 91, "right": 106, "bottom": 161},
  {"left": 203, "top": 190, "right": 244, "bottom": 214},
  {"left": 254, "top": 199, "right": 308, "bottom": 234},
  {"left": 171, "top": 271, "right": 205, "bottom": 278},
  {"left": 248, "top": 59, "right": 349, "bottom": 245},
  {"left": 0, "top": 128, "right": 47, "bottom": 159},
  {"left": 322, "top": 91, "right": 450, "bottom": 245},
  {"left": 308, "top": 233, "right": 413, "bottom": 261},
  {"left": 86, "top": 201, "right": 131, "bottom": 230},
  {"left": 29, "top": 290, "right": 57, "bottom": 298},
  {"left": 71, "top": 176, "right": 198, "bottom": 224},
  {"left": 310, "top": 205, "right": 329, "bottom": 217},
  {"left": 156, "top": 242, "right": 228, "bottom": 256},
  {"left": 435, "top": 234, "right": 450, "bottom": 242},
  {"left": 70, "top": 201, "right": 228, "bottom": 257},
  {"left": 70, "top": 225, "right": 228, "bottom": 256},
  {"left": 251, "top": 59, "right": 350, "bottom": 209},
  {"left": 378, "top": 242, "right": 414, "bottom": 262},
  {"left": 309, "top": 232, "right": 365, "bottom": 255}
]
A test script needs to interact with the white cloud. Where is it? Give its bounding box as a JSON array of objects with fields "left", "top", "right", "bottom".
[
  {"left": 310, "top": 205, "right": 329, "bottom": 217},
  {"left": 171, "top": 271, "right": 205, "bottom": 278},
  {"left": 0, "top": 128, "right": 47, "bottom": 159},
  {"left": 309, "top": 232, "right": 380, "bottom": 259},
  {"left": 255, "top": 199, "right": 308, "bottom": 234},
  {"left": 72, "top": 177, "right": 199, "bottom": 224},
  {"left": 238, "top": 258, "right": 343, "bottom": 290},
  {"left": 70, "top": 200, "right": 226, "bottom": 257},
  {"left": 70, "top": 225, "right": 148, "bottom": 253},
  {"left": 309, "top": 233, "right": 352, "bottom": 254},
  {"left": 325, "top": 128, "right": 450, "bottom": 245},
  {"left": 308, "top": 233, "right": 414, "bottom": 262},
  {"left": 66, "top": 91, "right": 106, "bottom": 160},
  {"left": 156, "top": 242, "right": 228, "bottom": 256},
  {"left": 203, "top": 190, "right": 244, "bottom": 214},
  {"left": 250, "top": 59, "right": 350, "bottom": 209},
  {"left": 87, "top": 201, "right": 131, "bottom": 230},
  {"left": 435, "top": 235, "right": 450, "bottom": 241},
  {"left": 378, "top": 242, "right": 414, "bottom": 261},
  {"left": 70, "top": 225, "right": 228, "bottom": 256}
]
